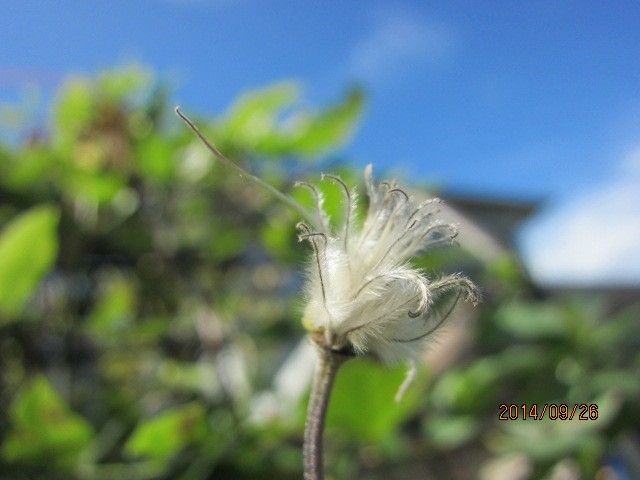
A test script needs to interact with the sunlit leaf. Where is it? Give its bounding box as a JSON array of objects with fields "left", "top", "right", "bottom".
[
  {"left": 0, "top": 205, "right": 59, "bottom": 318},
  {"left": 98, "top": 65, "right": 151, "bottom": 102},
  {"left": 215, "top": 82, "right": 364, "bottom": 158},
  {"left": 1, "top": 147, "right": 56, "bottom": 190},
  {"left": 135, "top": 135, "right": 176, "bottom": 183},
  {"left": 86, "top": 273, "right": 136, "bottom": 338},
  {"left": 157, "top": 360, "right": 218, "bottom": 396},
  {"left": 64, "top": 170, "right": 126, "bottom": 205},
  {"left": 326, "top": 358, "right": 426, "bottom": 442},
  {"left": 2, "top": 376, "right": 94, "bottom": 469},
  {"left": 220, "top": 82, "right": 300, "bottom": 149},
  {"left": 55, "top": 78, "right": 95, "bottom": 142},
  {"left": 487, "top": 254, "right": 525, "bottom": 289},
  {"left": 261, "top": 214, "right": 298, "bottom": 261},
  {"left": 126, "top": 403, "right": 207, "bottom": 460},
  {"left": 289, "top": 87, "right": 364, "bottom": 156}
]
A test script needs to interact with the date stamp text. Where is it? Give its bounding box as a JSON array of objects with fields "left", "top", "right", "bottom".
[{"left": 498, "top": 403, "right": 599, "bottom": 421}]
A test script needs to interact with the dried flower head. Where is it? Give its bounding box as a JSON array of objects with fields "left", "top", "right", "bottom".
[
  {"left": 174, "top": 106, "right": 478, "bottom": 400},
  {"left": 298, "top": 165, "right": 479, "bottom": 372}
]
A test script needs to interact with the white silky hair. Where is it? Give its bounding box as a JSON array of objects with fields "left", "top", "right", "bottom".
[
  {"left": 173, "top": 108, "right": 477, "bottom": 401},
  {"left": 298, "top": 165, "right": 478, "bottom": 397}
]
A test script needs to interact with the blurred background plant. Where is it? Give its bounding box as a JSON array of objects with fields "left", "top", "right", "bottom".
[{"left": 0, "top": 66, "right": 638, "bottom": 480}]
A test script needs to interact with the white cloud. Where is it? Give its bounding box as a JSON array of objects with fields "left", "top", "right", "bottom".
[
  {"left": 349, "top": 10, "right": 455, "bottom": 84},
  {"left": 521, "top": 148, "right": 640, "bottom": 286}
]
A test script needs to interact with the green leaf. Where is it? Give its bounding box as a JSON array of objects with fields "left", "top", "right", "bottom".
[
  {"left": 157, "top": 360, "right": 216, "bottom": 395},
  {"left": 431, "top": 346, "right": 545, "bottom": 413},
  {"left": 496, "top": 301, "right": 568, "bottom": 339},
  {"left": 289, "top": 87, "right": 365, "bottom": 156},
  {"left": 215, "top": 82, "right": 364, "bottom": 158},
  {"left": 126, "top": 403, "right": 207, "bottom": 460},
  {"left": 209, "top": 225, "right": 248, "bottom": 260},
  {"left": 220, "top": 82, "right": 301, "bottom": 149},
  {"left": 98, "top": 65, "right": 151, "bottom": 102},
  {"left": 86, "top": 273, "right": 136, "bottom": 338},
  {"left": 431, "top": 358, "right": 500, "bottom": 412},
  {"left": 588, "top": 370, "right": 640, "bottom": 396},
  {"left": 425, "top": 414, "right": 480, "bottom": 448},
  {"left": 2, "top": 147, "right": 57, "bottom": 191},
  {"left": 135, "top": 135, "right": 176, "bottom": 183},
  {"left": 2, "top": 375, "right": 94, "bottom": 469},
  {"left": 261, "top": 214, "right": 298, "bottom": 261},
  {"left": 64, "top": 170, "right": 126, "bottom": 205},
  {"left": 54, "top": 78, "right": 95, "bottom": 142},
  {"left": 326, "top": 358, "right": 426, "bottom": 442},
  {"left": 487, "top": 254, "right": 525, "bottom": 289},
  {"left": 0, "top": 205, "right": 59, "bottom": 319}
]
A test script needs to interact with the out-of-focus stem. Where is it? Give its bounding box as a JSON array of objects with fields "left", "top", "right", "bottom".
[
  {"left": 303, "top": 340, "right": 349, "bottom": 480},
  {"left": 175, "top": 107, "right": 316, "bottom": 226}
]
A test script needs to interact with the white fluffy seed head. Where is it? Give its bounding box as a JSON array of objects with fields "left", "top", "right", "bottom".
[{"left": 298, "top": 164, "right": 479, "bottom": 365}]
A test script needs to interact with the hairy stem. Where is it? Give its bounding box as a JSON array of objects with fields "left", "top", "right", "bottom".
[{"left": 304, "top": 342, "right": 349, "bottom": 480}]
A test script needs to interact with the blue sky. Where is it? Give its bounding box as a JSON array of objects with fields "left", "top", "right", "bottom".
[{"left": 1, "top": 1, "right": 639, "bottom": 284}]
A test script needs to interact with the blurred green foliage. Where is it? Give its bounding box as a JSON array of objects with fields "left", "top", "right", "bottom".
[
  {"left": 0, "top": 206, "right": 59, "bottom": 318},
  {"left": 0, "top": 66, "right": 638, "bottom": 480},
  {"left": 125, "top": 403, "right": 207, "bottom": 461},
  {"left": 2, "top": 376, "right": 94, "bottom": 470}
]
